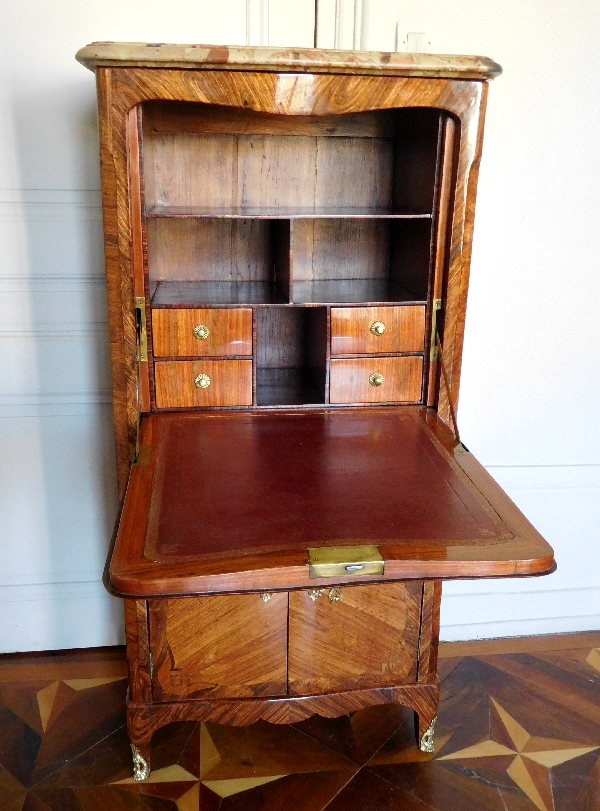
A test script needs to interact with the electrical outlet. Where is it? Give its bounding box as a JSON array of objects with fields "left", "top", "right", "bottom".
[{"left": 395, "top": 22, "right": 431, "bottom": 53}]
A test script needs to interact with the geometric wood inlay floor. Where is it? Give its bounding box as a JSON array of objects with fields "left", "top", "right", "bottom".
[{"left": 0, "top": 632, "right": 599, "bottom": 811}]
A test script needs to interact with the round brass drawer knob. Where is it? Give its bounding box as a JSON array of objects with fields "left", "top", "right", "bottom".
[
  {"left": 194, "top": 373, "right": 211, "bottom": 389},
  {"left": 370, "top": 321, "right": 386, "bottom": 336},
  {"left": 193, "top": 324, "right": 210, "bottom": 340},
  {"left": 369, "top": 372, "right": 384, "bottom": 387}
]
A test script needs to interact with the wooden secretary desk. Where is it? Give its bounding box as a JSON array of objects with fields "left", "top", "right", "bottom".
[{"left": 76, "top": 43, "right": 555, "bottom": 781}]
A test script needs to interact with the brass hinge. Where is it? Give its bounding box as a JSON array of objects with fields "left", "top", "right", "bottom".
[
  {"left": 148, "top": 651, "right": 153, "bottom": 680},
  {"left": 133, "top": 444, "right": 152, "bottom": 467},
  {"left": 430, "top": 298, "right": 442, "bottom": 361},
  {"left": 135, "top": 296, "right": 148, "bottom": 362}
]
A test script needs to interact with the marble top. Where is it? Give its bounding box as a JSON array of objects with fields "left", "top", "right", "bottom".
[{"left": 76, "top": 42, "right": 501, "bottom": 80}]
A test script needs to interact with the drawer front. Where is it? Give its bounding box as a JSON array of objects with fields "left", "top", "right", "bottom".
[
  {"left": 329, "top": 356, "right": 423, "bottom": 404},
  {"left": 155, "top": 360, "right": 253, "bottom": 408},
  {"left": 330, "top": 306, "right": 425, "bottom": 355},
  {"left": 149, "top": 595, "right": 288, "bottom": 701},
  {"left": 152, "top": 308, "right": 252, "bottom": 358},
  {"left": 288, "top": 583, "right": 422, "bottom": 696}
]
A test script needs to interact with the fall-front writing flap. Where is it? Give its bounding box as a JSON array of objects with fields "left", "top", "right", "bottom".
[{"left": 109, "top": 407, "right": 554, "bottom": 596}]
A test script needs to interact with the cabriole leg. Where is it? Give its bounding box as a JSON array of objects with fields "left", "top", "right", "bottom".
[
  {"left": 417, "top": 714, "right": 437, "bottom": 753},
  {"left": 127, "top": 707, "right": 152, "bottom": 780},
  {"left": 130, "top": 742, "right": 151, "bottom": 781}
]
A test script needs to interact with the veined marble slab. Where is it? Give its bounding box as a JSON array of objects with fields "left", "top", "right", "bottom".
[{"left": 76, "top": 43, "right": 501, "bottom": 80}]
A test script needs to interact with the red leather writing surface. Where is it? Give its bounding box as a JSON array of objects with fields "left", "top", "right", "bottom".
[{"left": 145, "top": 409, "right": 510, "bottom": 563}]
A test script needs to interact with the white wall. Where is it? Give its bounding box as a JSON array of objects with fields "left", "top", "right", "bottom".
[{"left": 0, "top": 0, "right": 597, "bottom": 651}]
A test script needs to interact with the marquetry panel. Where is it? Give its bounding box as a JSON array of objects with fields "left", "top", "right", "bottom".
[
  {"left": 149, "top": 594, "right": 288, "bottom": 701},
  {"left": 288, "top": 582, "right": 422, "bottom": 696},
  {"left": 154, "top": 359, "right": 253, "bottom": 408},
  {"left": 329, "top": 356, "right": 423, "bottom": 403},
  {"left": 330, "top": 305, "right": 426, "bottom": 355},
  {"left": 152, "top": 308, "right": 252, "bottom": 357}
]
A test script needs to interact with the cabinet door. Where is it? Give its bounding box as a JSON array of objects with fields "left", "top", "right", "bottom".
[
  {"left": 288, "top": 582, "right": 422, "bottom": 696},
  {"left": 149, "top": 594, "right": 288, "bottom": 701}
]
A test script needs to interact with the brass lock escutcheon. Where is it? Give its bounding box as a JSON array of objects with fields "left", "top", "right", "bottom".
[
  {"left": 308, "top": 545, "right": 384, "bottom": 579},
  {"left": 194, "top": 373, "right": 211, "bottom": 389},
  {"left": 306, "top": 587, "right": 344, "bottom": 602},
  {"left": 369, "top": 372, "right": 384, "bottom": 387},
  {"left": 193, "top": 324, "right": 210, "bottom": 340},
  {"left": 370, "top": 320, "right": 386, "bottom": 336}
]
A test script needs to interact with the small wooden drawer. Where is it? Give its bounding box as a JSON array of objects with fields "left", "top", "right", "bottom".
[
  {"left": 152, "top": 308, "right": 252, "bottom": 358},
  {"left": 154, "top": 360, "right": 253, "bottom": 408},
  {"left": 330, "top": 306, "right": 425, "bottom": 355},
  {"left": 329, "top": 356, "right": 423, "bottom": 404}
]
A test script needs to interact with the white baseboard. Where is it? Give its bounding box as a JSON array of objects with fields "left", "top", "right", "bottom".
[
  {"left": 440, "top": 464, "right": 600, "bottom": 641},
  {"left": 440, "top": 585, "right": 600, "bottom": 641},
  {"left": 0, "top": 580, "right": 124, "bottom": 653}
]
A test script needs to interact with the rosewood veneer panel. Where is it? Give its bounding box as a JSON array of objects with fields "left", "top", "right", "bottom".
[
  {"left": 330, "top": 305, "right": 425, "bottom": 355},
  {"left": 329, "top": 356, "right": 423, "bottom": 403},
  {"left": 288, "top": 583, "right": 422, "bottom": 695},
  {"left": 154, "top": 359, "right": 252, "bottom": 408},
  {"left": 149, "top": 594, "right": 288, "bottom": 701},
  {"left": 152, "top": 308, "right": 252, "bottom": 357}
]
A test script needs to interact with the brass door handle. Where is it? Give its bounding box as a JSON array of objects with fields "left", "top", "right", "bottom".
[
  {"left": 369, "top": 372, "right": 384, "bottom": 387},
  {"left": 194, "top": 373, "right": 211, "bottom": 389},
  {"left": 193, "top": 324, "right": 210, "bottom": 340},
  {"left": 370, "top": 320, "right": 386, "bottom": 336}
]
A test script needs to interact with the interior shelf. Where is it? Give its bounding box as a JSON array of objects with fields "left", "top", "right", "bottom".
[
  {"left": 255, "top": 368, "right": 326, "bottom": 406},
  {"left": 290, "top": 279, "right": 424, "bottom": 305},
  {"left": 255, "top": 308, "right": 327, "bottom": 406},
  {"left": 146, "top": 206, "right": 433, "bottom": 219},
  {"left": 151, "top": 280, "right": 288, "bottom": 307},
  {"left": 150, "top": 279, "right": 426, "bottom": 307}
]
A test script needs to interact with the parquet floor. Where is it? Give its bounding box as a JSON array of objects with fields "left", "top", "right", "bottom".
[{"left": 1, "top": 632, "right": 599, "bottom": 811}]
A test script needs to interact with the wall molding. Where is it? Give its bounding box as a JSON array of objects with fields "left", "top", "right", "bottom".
[
  {"left": 316, "top": 0, "right": 371, "bottom": 50},
  {"left": 0, "top": 189, "right": 101, "bottom": 205},
  {"left": 0, "top": 325, "right": 107, "bottom": 339},
  {"left": 0, "top": 275, "right": 105, "bottom": 292},
  {"left": 0, "top": 390, "right": 111, "bottom": 406},
  {"left": 246, "top": 0, "right": 269, "bottom": 46},
  {"left": 487, "top": 464, "right": 600, "bottom": 494},
  {"left": 0, "top": 580, "right": 106, "bottom": 602},
  {"left": 0, "top": 189, "right": 102, "bottom": 221},
  {"left": 0, "top": 401, "right": 113, "bottom": 418}
]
